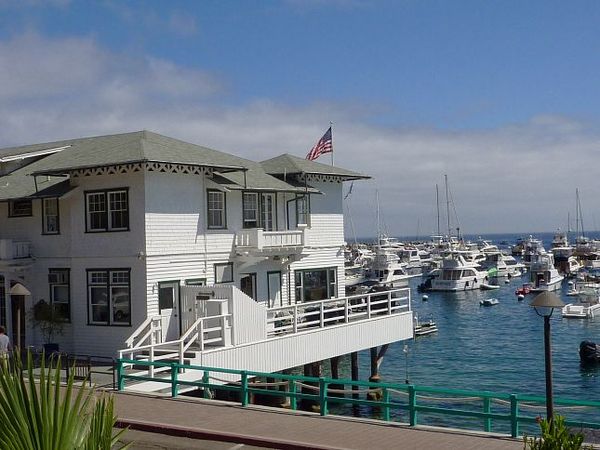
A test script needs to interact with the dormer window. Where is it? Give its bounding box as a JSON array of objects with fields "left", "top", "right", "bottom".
[{"left": 85, "top": 189, "right": 129, "bottom": 232}]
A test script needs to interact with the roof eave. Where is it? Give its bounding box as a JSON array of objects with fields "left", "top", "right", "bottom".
[{"left": 30, "top": 159, "right": 248, "bottom": 177}]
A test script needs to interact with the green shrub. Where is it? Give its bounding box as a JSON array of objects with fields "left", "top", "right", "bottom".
[
  {"left": 0, "top": 351, "right": 130, "bottom": 450},
  {"left": 523, "top": 415, "right": 593, "bottom": 450}
]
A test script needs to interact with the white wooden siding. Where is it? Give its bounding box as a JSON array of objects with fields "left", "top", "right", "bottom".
[{"left": 197, "top": 311, "right": 413, "bottom": 373}]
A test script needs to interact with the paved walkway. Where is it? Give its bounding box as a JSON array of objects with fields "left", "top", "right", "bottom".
[{"left": 112, "top": 391, "right": 523, "bottom": 449}]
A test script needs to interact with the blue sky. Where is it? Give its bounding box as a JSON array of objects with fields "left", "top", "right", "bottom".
[{"left": 2, "top": 1, "right": 600, "bottom": 235}]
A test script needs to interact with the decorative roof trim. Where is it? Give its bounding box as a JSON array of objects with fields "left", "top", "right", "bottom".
[{"left": 32, "top": 159, "right": 246, "bottom": 177}]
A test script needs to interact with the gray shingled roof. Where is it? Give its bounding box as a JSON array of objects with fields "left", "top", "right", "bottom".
[
  {"left": 260, "top": 154, "right": 369, "bottom": 180},
  {"left": 0, "top": 131, "right": 322, "bottom": 200}
]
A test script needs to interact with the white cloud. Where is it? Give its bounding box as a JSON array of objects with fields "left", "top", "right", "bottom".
[{"left": 1, "top": 32, "right": 600, "bottom": 236}]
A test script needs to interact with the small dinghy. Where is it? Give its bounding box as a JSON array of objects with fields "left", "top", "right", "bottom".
[
  {"left": 480, "top": 283, "right": 500, "bottom": 290},
  {"left": 480, "top": 298, "right": 499, "bottom": 307},
  {"left": 414, "top": 313, "right": 438, "bottom": 336},
  {"left": 580, "top": 341, "right": 600, "bottom": 364}
]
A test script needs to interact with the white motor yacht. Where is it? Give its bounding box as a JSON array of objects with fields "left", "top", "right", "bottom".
[
  {"left": 368, "top": 247, "right": 411, "bottom": 288},
  {"left": 429, "top": 253, "right": 489, "bottom": 291},
  {"left": 529, "top": 254, "right": 564, "bottom": 292}
]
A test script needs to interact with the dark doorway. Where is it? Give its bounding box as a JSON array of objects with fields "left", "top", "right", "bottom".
[{"left": 11, "top": 295, "right": 25, "bottom": 350}]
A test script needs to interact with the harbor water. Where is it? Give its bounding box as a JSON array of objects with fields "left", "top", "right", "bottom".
[{"left": 337, "top": 232, "right": 600, "bottom": 433}]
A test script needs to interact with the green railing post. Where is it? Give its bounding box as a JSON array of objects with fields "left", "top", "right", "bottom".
[
  {"left": 171, "top": 363, "right": 178, "bottom": 398},
  {"left": 319, "top": 378, "right": 328, "bottom": 416},
  {"left": 383, "top": 387, "right": 390, "bottom": 422},
  {"left": 117, "top": 359, "right": 124, "bottom": 391},
  {"left": 483, "top": 397, "right": 491, "bottom": 432},
  {"left": 289, "top": 379, "right": 297, "bottom": 411},
  {"left": 408, "top": 385, "right": 417, "bottom": 426},
  {"left": 202, "top": 370, "right": 210, "bottom": 399},
  {"left": 510, "top": 394, "right": 519, "bottom": 438},
  {"left": 241, "top": 371, "right": 249, "bottom": 407}
]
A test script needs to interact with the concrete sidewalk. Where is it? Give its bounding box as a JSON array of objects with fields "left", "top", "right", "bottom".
[{"left": 112, "top": 391, "right": 523, "bottom": 449}]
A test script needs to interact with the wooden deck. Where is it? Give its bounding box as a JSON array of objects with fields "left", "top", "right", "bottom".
[{"left": 111, "top": 390, "right": 523, "bottom": 449}]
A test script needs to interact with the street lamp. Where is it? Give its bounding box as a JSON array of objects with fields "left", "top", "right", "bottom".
[{"left": 529, "top": 291, "right": 565, "bottom": 422}]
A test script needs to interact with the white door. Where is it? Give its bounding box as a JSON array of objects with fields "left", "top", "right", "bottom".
[
  {"left": 159, "top": 281, "right": 180, "bottom": 341},
  {"left": 268, "top": 271, "right": 282, "bottom": 307},
  {"left": 261, "top": 193, "right": 275, "bottom": 231}
]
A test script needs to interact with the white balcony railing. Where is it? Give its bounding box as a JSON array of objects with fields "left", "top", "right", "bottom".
[
  {"left": 266, "top": 288, "right": 411, "bottom": 337},
  {"left": 0, "top": 239, "right": 32, "bottom": 260},
  {"left": 235, "top": 228, "right": 305, "bottom": 250}
]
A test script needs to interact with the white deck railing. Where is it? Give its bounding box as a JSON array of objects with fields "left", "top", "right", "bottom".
[
  {"left": 235, "top": 228, "right": 305, "bottom": 250},
  {"left": 266, "top": 288, "right": 411, "bottom": 337}
]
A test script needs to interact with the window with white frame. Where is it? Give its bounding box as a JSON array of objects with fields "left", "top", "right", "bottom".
[
  {"left": 42, "top": 198, "right": 59, "bottom": 234},
  {"left": 87, "top": 269, "right": 131, "bottom": 325},
  {"left": 214, "top": 262, "right": 233, "bottom": 283},
  {"left": 207, "top": 189, "right": 226, "bottom": 229},
  {"left": 294, "top": 268, "right": 337, "bottom": 302},
  {"left": 85, "top": 189, "right": 129, "bottom": 232},
  {"left": 242, "top": 192, "right": 259, "bottom": 228},
  {"left": 48, "top": 269, "right": 70, "bottom": 321}
]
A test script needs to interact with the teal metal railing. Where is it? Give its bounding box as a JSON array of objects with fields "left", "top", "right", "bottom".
[{"left": 117, "top": 358, "right": 600, "bottom": 438}]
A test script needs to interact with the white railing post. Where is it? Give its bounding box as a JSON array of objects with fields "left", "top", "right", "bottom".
[
  {"left": 179, "top": 340, "right": 184, "bottom": 366},
  {"left": 345, "top": 298, "right": 349, "bottom": 323},
  {"left": 387, "top": 291, "right": 392, "bottom": 315},
  {"left": 149, "top": 346, "right": 155, "bottom": 378},
  {"left": 320, "top": 302, "right": 325, "bottom": 328},
  {"left": 256, "top": 229, "right": 265, "bottom": 250},
  {"left": 367, "top": 294, "right": 371, "bottom": 319},
  {"left": 199, "top": 320, "right": 205, "bottom": 351},
  {"left": 293, "top": 304, "right": 298, "bottom": 333}
]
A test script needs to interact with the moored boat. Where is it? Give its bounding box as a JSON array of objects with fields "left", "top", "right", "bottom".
[
  {"left": 414, "top": 314, "right": 438, "bottom": 336},
  {"left": 580, "top": 341, "right": 600, "bottom": 364},
  {"left": 480, "top": 298, "right": 499, "bottom": 307}
]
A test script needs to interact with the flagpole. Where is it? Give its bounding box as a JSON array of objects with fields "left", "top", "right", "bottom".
[{"left": 330, "top": 121, "right": 334, "bottom": 166}]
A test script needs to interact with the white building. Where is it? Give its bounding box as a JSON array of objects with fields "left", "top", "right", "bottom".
[{"left": 0, "top": 131, "right": 412, "bottom": 386}]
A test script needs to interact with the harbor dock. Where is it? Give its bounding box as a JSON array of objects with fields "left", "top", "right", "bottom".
[{"left": 112, "top": 390, "right": 523, "bottom": 449}]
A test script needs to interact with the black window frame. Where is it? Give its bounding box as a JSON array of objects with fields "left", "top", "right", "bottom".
[
  {"left": 84, "top": 188, "right": 130, "bottom": 233},
  {"left": 294, "top": 267, "right": 337, "bottom": 303},
  {"left": 242, "top": 191, "right": 277, "bottom": 230},
  {"left": 86, "top": 268, "right": 131, "bottom": 326},
  {"left": 207, "top": 189, "right": 227, "bottom": 229},
  {"left": 214, "top": 262, "right": 234, "bottom": 284},
  {"left": 8, "top": 199, "right": 33, "bottom": 218},
  {"left": 42, "top": 197, "right": 60, "bottom": 235},
  {"left": 48, "top": 268, "right": 70, "bottom": 322},
  {"left": 185, "top": 278, "right": 207, "bottom": 286}
]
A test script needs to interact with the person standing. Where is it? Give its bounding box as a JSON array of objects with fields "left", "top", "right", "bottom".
[{"left": 0, "top": 326, "right": 10, "bottom": 360}]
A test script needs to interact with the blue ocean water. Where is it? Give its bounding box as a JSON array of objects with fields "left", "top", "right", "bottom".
[{"left": 340, "top": 232, "right": 600, "bottom": 432}]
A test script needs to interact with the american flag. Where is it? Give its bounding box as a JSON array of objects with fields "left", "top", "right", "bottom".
[{"left": 306, "top": 127, "right": 333, "bottom": 161}]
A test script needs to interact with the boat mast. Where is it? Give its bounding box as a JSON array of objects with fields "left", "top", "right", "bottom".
[
  {"left": 576, "top": 188, "right": 585, "bottom": 239},
  {"left": 376, "top": 189, "right": 381, "bottom": 246},
  {"left": 436, "top": 183, "right": 441, "bottom": 236},
  {"left": 445, "top": 174, "right": 451, "bottom": 238}
]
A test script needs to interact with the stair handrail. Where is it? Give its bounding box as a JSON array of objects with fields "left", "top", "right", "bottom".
[
  {"left": 117, "top": 313, "right": 231, "bottom": 373},
  {"left": 125, "top": 315, "right": 162, "bottom": 348},
  {"left": 178, "top": 317, "right": 204, "bottom": 365}
]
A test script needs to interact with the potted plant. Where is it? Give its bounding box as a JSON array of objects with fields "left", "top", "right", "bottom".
[{"left": 30, "top": 299, "right": 64, "bottom": 354}]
